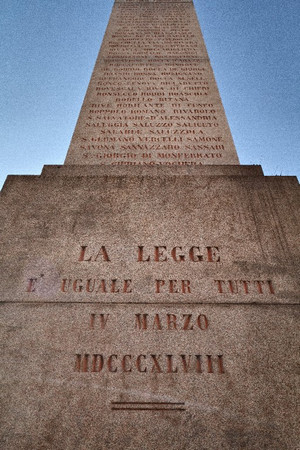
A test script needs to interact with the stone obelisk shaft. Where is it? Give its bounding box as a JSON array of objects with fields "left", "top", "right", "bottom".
[{"left": 65, "top": 0, "right": 239, "bottom": 166}]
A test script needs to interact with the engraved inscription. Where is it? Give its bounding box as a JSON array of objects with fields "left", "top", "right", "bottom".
[
  {"left": 79, "top": 245, "right": 110, "bottom": 262},
  {"left": 155, "top": 279, "right": 191, "bottom": 293},
  {"left": 90, "top": 314, "right": 110, "bottom": 329},
  {"left": 61, "top": 278, "right": 132, "bottom": 293},
  {"left": 26, "top": 278, "right": 38, "bottom": 292},
  {"left": 66, "top": 0, "right": 239, "bottom": 165},
  {"left": 75, "top": 353, "right": 225, "bottom": 374},
  {"left": 135, "top": 313, "right": 208, "bottom": 331},
  {"left": 138, "top": 245, "right": 220, "bottom": 262},
  {"left": 215, "top": 279, "right": 275, "bottom": 294}
]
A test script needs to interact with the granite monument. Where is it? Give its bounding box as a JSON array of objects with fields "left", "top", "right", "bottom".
[{"left": 1, "top": 1, "right": 299, "bottom": 449}]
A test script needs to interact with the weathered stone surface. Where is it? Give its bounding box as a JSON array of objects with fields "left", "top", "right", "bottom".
[
  {"left": 1, "top": 303, "right": 298, "bottom": 449},
  {"left": 0, "top": 168, "right": 299, "bottom": 449},
  {"left": 1, "top": 0, "right": 299, "bottom": 448}
]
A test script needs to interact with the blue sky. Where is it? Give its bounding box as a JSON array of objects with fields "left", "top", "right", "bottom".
[{"left": 1, "top": 0, "right": 299, "bottom": 189}]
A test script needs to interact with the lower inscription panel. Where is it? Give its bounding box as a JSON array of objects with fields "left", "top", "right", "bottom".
[
  {"left": 1, "top": 303, "right": 298, "bottom": 449},
  {"left": 0, "top": 168, "right": 299, "bottom": 449}
]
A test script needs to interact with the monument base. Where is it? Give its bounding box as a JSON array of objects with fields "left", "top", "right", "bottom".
[{"left": 1, "top": 165, "right": 299, "bottom": 449}]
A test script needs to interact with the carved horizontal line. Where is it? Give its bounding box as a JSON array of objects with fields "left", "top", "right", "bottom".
[
  {"left": 111, "top": 407, "right": 186, "bottom": 411},
  {"left": 111, "top": 401, "right": 185, "bottom": 405},
  {"left": 111, "top": 401, "right": 186, "bottom": 411},
  {"left": 1, "top": 301, "right": 298, "bottom": 306},
  {"left": 112, "top": 407, "right": 185, "bottom": 411}
]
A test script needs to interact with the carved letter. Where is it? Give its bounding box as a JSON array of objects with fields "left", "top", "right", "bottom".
[
  {"left": 255, "top": 280, "right": 264, "bottom": 294},
  {"left": 92, "top": 354, "right": 104, "bottom": 372},
  {"left": 181, "top": 355, "right": 192, "bottom": 373},
  {"left": 122, "top": 355, "right": 132, "bottom": 373},
  {"left": 197, "top": 314, "right": 208, "bottom": 330},
  {"left": 136, "top": 355, "right": 147, "bottom": 373},
  {"left": 96, "top": 280, "right": 107, "bottom": 293},
  {"left": 90, "top": 313, "right": 95, "bottom": 329},
  {"left": 151, "top": 355, "right": 162, "bottom": 373},
  {"left": 75, "top": 354, "right": 89, "bottom": 372},
  {"left": 155, "top": 279, "right": 165, "bottom": 293},
  {"left": 207, "top": 355, "right": 213, "bottom": 373},
  {"left": 110, "top": 279, "right": 120, "bottom": 293},
  {"left": 61, "top": 278, "right": 70, "bottom": 293},
  {"left": 218, "top": 355, "right": 225, "bottom": 374},
  {"left": 195, "top": 355, "right": 202, "bottom": 373},
  {"left": 153, "top": 314, "right": 162, "bottom": 330},
  {"left": 181, "top": 280, "right": 191, "bottom": 293},
  {"left": 108, "top": 355, "right": 117, "bottom": 373},
  {"left": 215, "top": 279, "right": 225, "bottom": 293},
  {"left": 189, "top": 247, "right": 203, "bottom": 262},
  {"left": 206, "top": 246, "right": 220, "bottom": 262},
  {"left": 241, "top": 280, "right": 250, "bottom": 294},
  {"left": 167, "top": 355, "right": 178, "bottom": 373},
  {"left": 73, "top": 279, "right": 83, "bottom": 292},
  {"left": 123, "top": 279, "right": 132, "bottom": 293},
  {"left": 137, "top": 246, "right": 150, "bottom": 262},
  {"left": 94, "top": 246, "right": 110, "bottom": 262},
  {"left": 182, "top": 314, "right": 194, "bottom": 330},
  {"left": 86, "top": 279, "right": 95, "bottom": 293},
  {"left": 154, "top": 246, "right": 167, "bottom": 262},
  {"left": 171, "top": 247, "right": 185, "bottom": 262},
  {"left": 99, "top": 314, "right": 110, "bottom": 329},
  {"left": 135, "top": 314, "right": 148, "bottom": 330},
  {"left": 229, "top": 280, "right": 238, "bottom": 294},
  {"left": 78, "top": 245, "right": 91, "bottom": 262},
  {"left": 169, "top": 280, "right": 179, "bottom": 293},
  {"left": 27, "top": 278, "right": 38, "bottom": 293},
  {"left": 267, "top": 280, "right": 275, "bottom": 294},
  {"left": 167, "top": 314, "right": 177, "bottom": 330}
]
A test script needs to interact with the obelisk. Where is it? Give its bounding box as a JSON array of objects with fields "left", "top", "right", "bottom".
[
  {"left": 66, "top": 0, "right": 239, "bottom": 166},
  {"left": 0, "top": 1, "right": 299, "bottom": 449}
]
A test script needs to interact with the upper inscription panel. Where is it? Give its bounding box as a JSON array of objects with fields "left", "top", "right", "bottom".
[{"left": 65, "top": 0, "right": 239, "bottom": 166}]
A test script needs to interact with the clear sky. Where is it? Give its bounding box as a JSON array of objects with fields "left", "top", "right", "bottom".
[{"left": 1, "top": 0, "right": 299, "bottom": 189}]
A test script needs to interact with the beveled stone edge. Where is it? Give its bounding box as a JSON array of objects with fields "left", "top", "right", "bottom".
[
  {"left": 2, "top": 165, "right": 300, "bottom": 195},
  {"left": 40, "top": 164, "right": 264, "bottom": 178}
]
